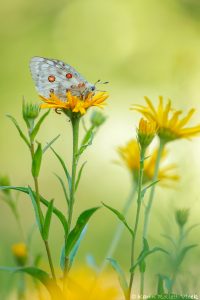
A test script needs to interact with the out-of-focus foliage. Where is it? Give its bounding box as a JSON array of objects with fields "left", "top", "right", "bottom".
[{"left": 1, "top": 0, "right": 200, "bottom": 297}]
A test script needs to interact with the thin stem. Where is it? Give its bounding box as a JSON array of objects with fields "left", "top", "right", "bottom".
[
  {"left": 140, "top": 271, "right": 144, "bottom": 300},
  {"left": 143, "top": 140, "right": 165, "bottom": 239},
  {"left": 140, "top": 139, "right": 165, "bottom": 297},
  {"left": 169, "top": 226, "right": 184, "bottom": 293},
  {"left": 68, "top": 117, "right": 80, "bottom": 229},
  {"left": 30, "top": 143, "right": 56, "bottom": 282},
  {"left": 99, "top": 186, "right": 136, "bottom": 272},
  {"left": 128, "top": 147, "right": 146, "bottom": 298},
  {"left": 63, "top": 116, "right": 80, "bottom": 289}
]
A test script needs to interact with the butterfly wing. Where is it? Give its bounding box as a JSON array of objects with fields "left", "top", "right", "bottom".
[{"left": 30, "top": 56, "right": 88, "bottom": 100}]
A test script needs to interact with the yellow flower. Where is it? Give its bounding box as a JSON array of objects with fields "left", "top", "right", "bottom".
[
  {"left": 117, "top": 139, "right": 179, "bottom": 185},
  {"left": 12, "top": 243, "right": 27, "bottom": 266},
  {"left": 24, "top": 267, "right": 120, "bottom": 300},
  {"left": 40, "top": 91, "right": 109, "bottom": 116},
  {"left": 137, "top": 118, "right": 157, "bottom": 149},
  {"left": 132, "top": 96, "right": 200, "bottom": 143}
]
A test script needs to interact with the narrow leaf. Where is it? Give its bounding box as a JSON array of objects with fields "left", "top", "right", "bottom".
[
  {"left": 28, "top": 186, "right": 43, "bottom": 234},
  {"left": 130, "top": 247, "right": 168, "bottom": 273},
  {"left": 102, "top": 202, "right": 134, "bottom": 236},
  {"left": 107, "top": 258, "right": 129, "bottom": 299},
  {"left": 65, "top": 207, "right": 100, "bottom": 256},
  {"left": 43, "top": 134, "right": 60, "bottom": 154},
  {"left": 60, "top": 244, "right": 65, "bottom": 270},
  {"left": 51, "top": 147, "right": 71, "bottom": 190},
  {"left": 32, "top": 143, "right": 42, "bottom": 177},
  {"left": 161, "top": 234, "right": 176, "bottom": 248},
  {"left": 0, "top": 186, "right": 68, "bottom": 236},
  {"left": 69, "top": 226, "right": 87, "bottom": 269},
  {"left": 86, "top": 255, "right": 99, "bottom": 272},
  {"left": 177, "top": 244, "right": 198, "bottom": 265},
  {"left": 31, "top": 110, "right": 50, "bottom": 141},
  {"left": 43, "top": 200, "right": 54, "bottom": 240},
  {"left": 75, "top": 161, "right": 87, "bottom": 191},
  {"left": 54, "top": 173, "right": 69, "bottom": 206},
  {"left": 141, "top": 180, "right": 159, "bottom": 198},
  {"left": 77, "top": 128, "right": 94, "bottom": 156},
  {"left": 6, "top": 114, "right": 30, "bottom": 148}
]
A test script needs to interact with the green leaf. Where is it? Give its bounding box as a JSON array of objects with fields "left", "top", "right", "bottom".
[
  {"left": 54, "top": 173, "right": 69, "bottom": 206},
  {"left": 28, "top": 186, "right": 43, "bottom": 234},
  {"left": 0, "top": 186, "right": 68, "bottom": 236},
  {"left": 6, "top": 114, "right": 30, "bottom": 148},
  {"left": 86, "top": 255, "right": 99, "bottom": 272},
  {"left": 43, "top": 200, "right": 54, "bottom": 241},
  {"left": 43, "top": 134, "right": 60, "bottom": 154},
  {"left": 138, "top": 239, "right": 149, "bottom": 273},
  {"left": 102, "top": 202, "right": 134, "bottom": 236},
  {"left": 30, "top": 110, "right": 50, "bottom": 141},
  {"left": 68, "top": 225, "right": 87, "bottom": 269},
  {"left": 77, "top": 127, "right": 94, "bottom": 157},
  {"left": 177, "top": 244, "right": 198, "bottom": 266},
  {"left": 32, "top": 143, "right": 42, "bottom": 177},
  {"left": 184, "top": 223, "right": 200, "bottom": 238},
  {"left": 60, "top": 244, "right": 65, "bottom": 270},
  {"left": 107, "top": 258, "right": 129, "bottom": 300},
  {"left": 161, "top": 234, "right": 176, "bottom": 248},
  {"left": 0, "top": 266, "right": 63, "bottom": 298},
  {"left": 157, "top": 274, "right": 165, "bottom": 295},
  {"left": 141, "top": 180, "right": 159, "bottom": 199},
  {"left": 75, "top": 161, "right": 87, "bottom": 191},
  {"left": 51, "top": 147, "right": 71, "bottom": 190},
  {"left": 65, "top": 207, "right": 100, "bottom": 256},
  {"left": 130, "top": 247, "right": 168, "bottom": 273}
]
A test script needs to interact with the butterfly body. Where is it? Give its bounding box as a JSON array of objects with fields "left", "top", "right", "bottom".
[{"left": 29, "top": 56, "right": 95, "bottom": 100}]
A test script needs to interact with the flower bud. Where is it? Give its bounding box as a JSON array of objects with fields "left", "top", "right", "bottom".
[
  {"left": 175, "top": 208, "right": 189, "bottom": 227},
  {"left": 90, "top": 111, "right": 107, "bottom": 127},
  {"left": 12, "top": 243, "right": 28, "bottom": 266},
  {"left": 23, "top": 102, "right": 40, "bottom": 130},
  {"left": 137, "top": 118, "right": 157, "bottom": 149}
]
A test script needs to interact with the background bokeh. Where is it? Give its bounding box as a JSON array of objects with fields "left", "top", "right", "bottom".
[{"left": 1, "top": 0, "right": 200, "bottom": 298}]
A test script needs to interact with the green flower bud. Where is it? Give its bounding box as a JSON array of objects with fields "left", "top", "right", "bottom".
[
  {"left": 90, "top": 111, "right": 107, "bottom": 127},
  {"left": 175, "top": 208, "right": 189, "bottom": 227},
  {"left": 22, "top": 102, "right": 40, "bottom": 130}
]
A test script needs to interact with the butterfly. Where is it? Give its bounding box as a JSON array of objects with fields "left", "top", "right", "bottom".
[{"left": 29, "top": 56, "right": 96, "bottom": 101}]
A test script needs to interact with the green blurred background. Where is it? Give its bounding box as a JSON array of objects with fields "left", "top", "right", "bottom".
[{"left": 1, "top": 0, "right": 200, "bottom": 297}]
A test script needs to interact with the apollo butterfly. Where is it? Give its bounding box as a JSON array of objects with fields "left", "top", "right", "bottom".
[{"left": 29, "top": 56, "right": 96, "bottom": 101}]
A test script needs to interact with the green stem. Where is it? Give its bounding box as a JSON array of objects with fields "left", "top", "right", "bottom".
[
  {"left": 140, "top": 139, "right": 165, "bottom": 297},
  {"left": 30, "top": 143, "right": 56, "bottom": 282},
  {"left": 169, "top": 226, "right": 184, "bottom": 293},
  {"left": 140, "top": 271, "right": 144, "bottom": 300},
  {"left": 68, "top": 117, "right": 80, "bottom": 228},
  {"left": 128, "top": 147, "right": 146, "bottom": 298},
  {"left": 99, "top": 185, "right": 136, "bottom": 272},
  {"left": 143, "top": 139, "right": 165, "bottom": 239},
  {"left": 63, "top": 116, "right": 80, "bottom": 288}
]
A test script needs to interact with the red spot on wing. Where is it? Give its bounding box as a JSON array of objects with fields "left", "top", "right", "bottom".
[
  {"left": 48, "top": 75, "right": 55, "bottom": 82},
  {"left": 66, "top": 73, "right": 73, "bottom": 79}
]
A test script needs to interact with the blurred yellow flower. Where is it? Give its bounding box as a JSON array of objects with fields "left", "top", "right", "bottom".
[
  {"left": 12, "top": 243, "right": 27, "bottom": 266},
  {"left": 137, "top": 118, "right": 157, "bottom": 149},
  {"left": 132, "top": 96, "right": 200, "bottom": 143},
  {"left": 23, "top": 268, "right": 120, "bottom": 300},
  {"left": 40, "top": 91, "right": 108, "bottom": 115},
  {"left": 117, "top": 139, "right": 179, "bottom": 185}
]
